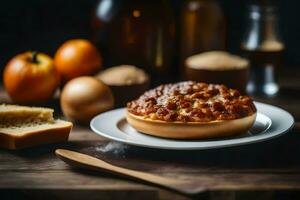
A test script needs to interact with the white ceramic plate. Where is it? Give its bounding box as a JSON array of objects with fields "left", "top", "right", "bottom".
[{"left": 90, "top": 102, "right": 294, "bottom": 150}]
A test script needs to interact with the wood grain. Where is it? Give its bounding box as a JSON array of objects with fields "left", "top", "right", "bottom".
[{"left": 55, "top": 149, "right": 204, "bottom": 196}]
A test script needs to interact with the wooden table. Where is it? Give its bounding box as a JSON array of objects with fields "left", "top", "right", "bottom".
[{"left": 1, "top": 69, "right": 300, "bottom": 200}]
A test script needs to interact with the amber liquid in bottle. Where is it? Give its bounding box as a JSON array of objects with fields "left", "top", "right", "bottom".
[
  {"left": 180, "top": 0, "right": 226, "bottom": 77},
  {"left": 91, "top": 0, "right": 176, "bottom": 85},
  {"left": 241, "top": 4, "right": 284, "bottom": 96},
  {"left": 242, "top": 48, "right": 284, "bottom": 95}
]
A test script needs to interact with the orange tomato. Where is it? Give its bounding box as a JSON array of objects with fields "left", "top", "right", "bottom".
[
  {"left": 54, "top": 39, "right": 102, "bottom": 83},
  {"left": 3, "top": 51, "right": 60, "bottom": 104}
]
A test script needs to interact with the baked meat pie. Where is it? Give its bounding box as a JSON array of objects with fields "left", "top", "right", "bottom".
[{"left": 127, "top": 81, "right": 256, "bottom": 139}]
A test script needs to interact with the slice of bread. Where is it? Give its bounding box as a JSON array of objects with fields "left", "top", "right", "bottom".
[
  {"left": 0, "top": 104, "right": 72, "bottom": 150},
  {"left": 0, "top": 104, "right": 54, "bottom": 124}
]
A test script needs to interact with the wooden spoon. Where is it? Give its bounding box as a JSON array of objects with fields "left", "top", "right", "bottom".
[{"left": 55, "top": 149, "right": 206, "bottom": 196}]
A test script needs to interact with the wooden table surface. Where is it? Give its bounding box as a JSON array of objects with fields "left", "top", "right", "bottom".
[{"left": 1, "top": 69, "right": 300, "bottom": 200}]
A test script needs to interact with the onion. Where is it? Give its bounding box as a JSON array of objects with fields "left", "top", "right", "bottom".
[{"left": 60, "top": 76, "right": 114, "bottom": 124}]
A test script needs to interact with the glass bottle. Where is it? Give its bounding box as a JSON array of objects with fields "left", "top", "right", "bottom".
[
  {"left": 90, "top": 0, "right": 176, "bottom": 85},
  {"left": 180, "top": 0, "right": 226, "bottom": 76},
  {"left": 241, "top": 3, "right": 284, "bottom": 96}
]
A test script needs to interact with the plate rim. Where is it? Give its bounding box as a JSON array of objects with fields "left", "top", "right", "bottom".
[{"left": 90, "top": 102, "right": 295, "bottom": 150}]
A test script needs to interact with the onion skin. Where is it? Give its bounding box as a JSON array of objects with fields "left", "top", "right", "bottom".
[{"left": 60, "top": 76, "right": 114, "bottom": 124}]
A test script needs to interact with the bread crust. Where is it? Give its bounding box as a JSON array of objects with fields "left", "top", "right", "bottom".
[
  {"left": 127, "top": 111, "right": 256, "bottom": 139},
  {"left": 0, "top": 121, "right": 72, "bottom": 150}
]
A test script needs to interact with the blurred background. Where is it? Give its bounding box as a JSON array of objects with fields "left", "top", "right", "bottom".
[{"left": 0, "top": 0, "right": 298, "bottom": 81}]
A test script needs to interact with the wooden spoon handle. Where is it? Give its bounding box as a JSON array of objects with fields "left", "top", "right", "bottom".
[{"left": 55, "top": 149, "right": 204, "bottom": 195}]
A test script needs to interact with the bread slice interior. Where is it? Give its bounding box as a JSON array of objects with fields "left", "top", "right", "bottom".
[{"left": 0, "top": 104, "right": 54, "bottom": 124}]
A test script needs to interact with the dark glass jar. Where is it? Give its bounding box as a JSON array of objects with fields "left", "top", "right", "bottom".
[
  {"left": 91, "top": 0, "right": 176, "bottom": 85},
  {"left": 180, "top": 0, "right": 226, "bottom": 76},
  {"left": 241, "top": 3, "right": 284, "bottom": 96}
]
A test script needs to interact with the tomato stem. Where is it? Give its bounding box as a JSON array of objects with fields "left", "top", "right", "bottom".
[{"left": 31, "top": 51, "right": 39, "bottom": 64}]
